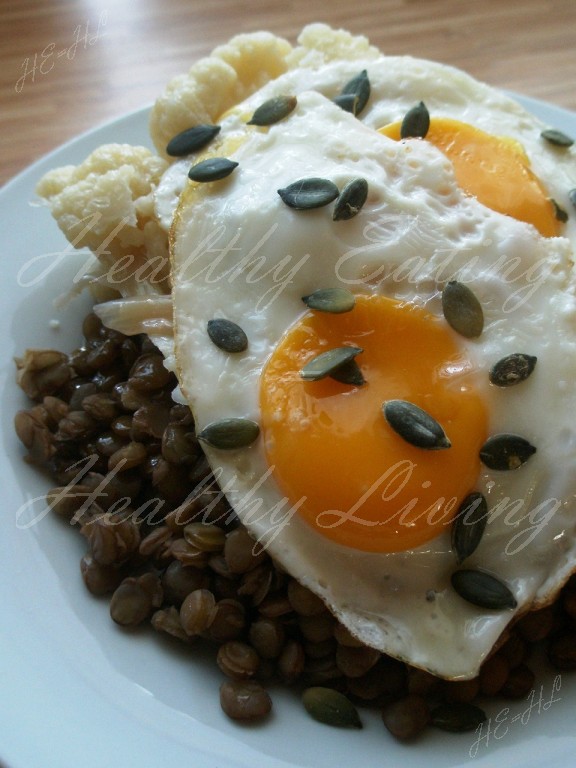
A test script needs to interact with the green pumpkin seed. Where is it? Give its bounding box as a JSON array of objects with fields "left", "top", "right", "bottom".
[
  {"left": 333, "top": 93, "right": 358, "bottom": 113},
  {"left": 188, "top": 157, "right": 238, "bottom": 182},
  {"left": 441, "top": 280, "right": 484, "bottom": 338},
  {"left": 333, "top": 178, "right": 369, "bottom": 221},
  {"left": 247, "top": 95, "right": 297, "bottom": 126},
  {"left": 382, "top": 400, "right": 451, "bottom": 450},
  {"left": 569, "top": 189, "right": 576, "bottom": 209},
  {"left": 552, "top": 198, "right": 569, "bottom": 222},
  {"left": 302, "top": 687, "right": 362, "bottom": 729},
  {"left": 451, "top": 492, "right": 488, "bottom": 564},
  {"left": 400, "top": 101, "right": 430, "bottom": 139},
  {"left": 451, "top": 569, "right": 517, "bottom": 610},
  {"left": 479, "top": 433, "right": 536, "bottom": 470},
  {"left": 329, "top": 359, "right": 366, "bottom": 386},
  {"left": 166, "top": 124, "right": 221, "bottom": 157},
  {"left": 541, "top": 128, "right": 574, "bottom": 148},
  {"left": 431, "top": 702, "right": 487, "bottom": 732},
  {"left": 197, "top": 418, "right": 260, "bottom": 450},
  {"left": 338, "top": 69, "right": 371, "bottom": 116},
  {"left": 207, "top": 318, "right": 248, "bottom": 353},
  {"left": 301, "top": 346, "right": 363, "bottom": 381},
  {"left": 489, "top": 353, "right": 537, "bottom": 387},
  {"left": 302, "top": 287, "right": 356, "bottom": 314},
  {"left": 278, "top": 178, "right": 340, "bottom": 210}
]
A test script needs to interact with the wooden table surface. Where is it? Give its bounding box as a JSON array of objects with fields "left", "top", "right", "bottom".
[{"left": 1, "top": 0, "right": 575, "bottom": 188}]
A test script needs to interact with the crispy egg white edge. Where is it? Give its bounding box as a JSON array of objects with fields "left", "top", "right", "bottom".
[{"left": 163, "top": 64, "right": 576, "bottom": 679}]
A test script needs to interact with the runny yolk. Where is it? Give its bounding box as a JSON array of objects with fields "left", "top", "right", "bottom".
[
  {"left": 379, "top": 117, "right": 560, "bottom": 238},
  {"left": 259, "top": 295, "right": 488, "bottom": 553}
]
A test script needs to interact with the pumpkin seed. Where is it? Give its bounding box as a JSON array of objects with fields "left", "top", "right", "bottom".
[
  {"left": 451, "top": 492, "right": 488, "bottom": 564},
  {"left": 166, "top": 124, "right": 221, "bottom": 157},
  {"left": 338, "top": 69, "right": 371, "bottom": 116},
  {"left": 278, "top": 178, "right": 340, "bottom": 210},
  {"left": 541, "top": 128, "right": 574, "bottom": 148},
  {"left": 302, "top": 686, "right": 362, "bottom": 729},
  {"left": 569, "top": 189, "right": 576, "bottom": 209},
  {"left": 333, "top": 93, "right": 358, "bottom": 113},
  {"left": 333, "top": 178, "right": 369, "bottom": 221},
  {"left": 301, "top": 346, "right": 363, "bottom": 381},
  {"left": 400, "top": 101, "right": 430, "bottom": 139},
  {"left": 207, "top": 318, "right": 248, "bottom": 353},
  {"left": 479, "top": 433, "right": 536, "bottom": 470},
  {"left": 441, "top": 280, "right": 484, "bottom": 338},
  {"left": 302, "top": 287, "right": 356, "bottom": 314},
  {"left": 197, "top": 418, "right": 260, "bottom": 450},
  {"left": 430, "top": 702, "right": 487, "bottom": 732},
  {"left": 451, "top": 569, "right": 517, "bottom": 610},
  {"left": 489, "top": 353, "right": 537, "bottom": 387},
  {"left": 247, "top": 95, "right": 297, "bottom": 126},
  {"left": 188, "top": 157, "right": 238, "bottom": 182},
  {"left": 382, "top": 400, "right": 451, "bottom": 450},
  {"left": 329, "top": 359, "right": 366, "bottom": 386},
  {"left": 552, "top": 198, "right": 569, "bottom": 222}
]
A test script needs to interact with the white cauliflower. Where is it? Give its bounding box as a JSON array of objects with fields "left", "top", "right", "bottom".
[
  {"left": 149, "top": 31, "right": 292, "bottom": 157},
  {"left": 287, "top": 22, "right": 379, "bottom": 67},
  {"left": 36, "top": 144, "right": 170, "bottom": 297}
]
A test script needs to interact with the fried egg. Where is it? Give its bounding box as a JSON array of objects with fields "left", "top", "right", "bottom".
[{"left": 164, "top": 56, "right": 576, "bottom": 679}]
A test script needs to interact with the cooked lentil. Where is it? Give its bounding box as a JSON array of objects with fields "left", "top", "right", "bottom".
[
  {"left": 110, "top": 573, "right": 162, "bottom": 626},
  {"left": 219, "top": 679, "right": 272, "bottom": 720},
  {"left": 478, "top": 654, "right": 510, "bottom": 696},
  {"left": 382, "top": 695, "right": 430, "bottom": 740},
  {"left": 206, "top": 598, "right": 247, "bottom": 643},
  {"left": 500, "top": 663, "right": 536, "bottom": 698},
  {"left": 180, "top": 589, "right": 217, "bottom": 636},
  {"left": 249, "top": 617, "right": 285, "bottom": 659},
  {"left": 217, "top": 640, "right": 260, "bottom": 679},
  {"left": 13, "top": 313, "right": 576, "bottom": 738}
]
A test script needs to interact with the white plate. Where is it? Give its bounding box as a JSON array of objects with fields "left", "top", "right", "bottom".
[{"left": 1, "top": 95, "right": 575, "bottom": 768}]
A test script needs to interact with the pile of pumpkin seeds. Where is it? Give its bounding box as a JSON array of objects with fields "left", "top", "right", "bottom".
[{"left": 13, "top": 313, "right": 576, "bottom": 741}]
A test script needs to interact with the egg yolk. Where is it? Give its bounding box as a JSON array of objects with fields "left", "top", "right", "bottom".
[
  {"left": 379, "top": 117, "right": 560, "bottom": 238},
  {"left": 259, "top": 296, "right": 488, "bottom": 553}
]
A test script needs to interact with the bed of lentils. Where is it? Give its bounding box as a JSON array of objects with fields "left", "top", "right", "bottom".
[{"left": 13, "top": 312, "right": 576, "bottom": 740}]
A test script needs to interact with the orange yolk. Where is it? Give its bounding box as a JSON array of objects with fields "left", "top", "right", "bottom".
[
  {"left": 379, "top": 117, "right": 560, "bottom": 238},
  {"left": 259, "top": 296, "right": 488, "bottom": 553}
]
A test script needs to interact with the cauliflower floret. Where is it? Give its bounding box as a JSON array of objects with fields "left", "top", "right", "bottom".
[
  {"left": 288, "top": 23, "right": 380, "bottom": 67},
  {"left": 36, "top": 144, "right": 170, "bottom": 297},
  {"left": 149, "top": 31, "right": 292, "bottom": 157}
]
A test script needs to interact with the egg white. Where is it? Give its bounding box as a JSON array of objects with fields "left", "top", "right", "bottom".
[{"left": 165, "top": 61, "right": 576, "bottom": 679}]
